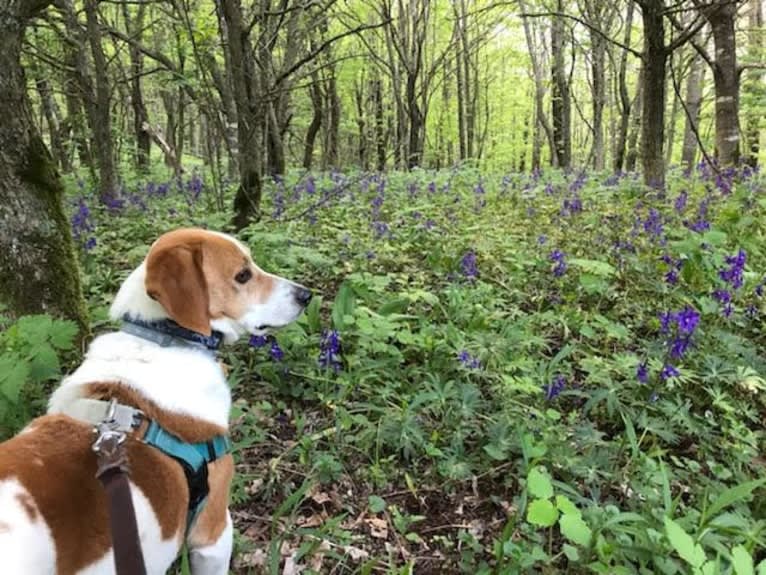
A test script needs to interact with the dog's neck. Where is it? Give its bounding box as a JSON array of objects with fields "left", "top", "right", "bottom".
[
  {"left": 49, "top": 331, "right": 231, "bottom": 428},
  {"left": 110, "top": 263, "right": 169, "bottom": 323}
]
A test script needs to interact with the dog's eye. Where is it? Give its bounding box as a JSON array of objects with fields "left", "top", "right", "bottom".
[{"left": 234, "top": 269, "right": 252, "bottom": 284}]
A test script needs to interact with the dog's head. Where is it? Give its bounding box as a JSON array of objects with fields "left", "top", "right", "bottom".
[{"left": 111, "top": 228, "right": 311, "bottom": 343}]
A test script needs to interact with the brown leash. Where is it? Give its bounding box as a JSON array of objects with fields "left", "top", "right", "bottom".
[{"left": 93, "top": 403, "right": 148, "bottom": 575}]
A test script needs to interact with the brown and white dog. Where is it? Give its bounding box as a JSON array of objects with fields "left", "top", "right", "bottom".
[{"left": 0, "top": 228, "right": 311, "bottom": 575}]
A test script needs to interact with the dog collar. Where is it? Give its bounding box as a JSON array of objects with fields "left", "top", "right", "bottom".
[{"left": 121, "top": 317, "right": 224, "bottom": 353}]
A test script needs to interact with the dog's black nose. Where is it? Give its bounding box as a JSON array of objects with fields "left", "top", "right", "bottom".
[{"left": 294, "top": 287, "right": 313, "bottom": 306}]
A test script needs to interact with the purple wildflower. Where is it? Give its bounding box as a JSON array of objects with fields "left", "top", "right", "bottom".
[
  {"left": 84, "top": 237, "right": 97, "bottom": 251},
  {"left": 550, "top": 249, "right": 567, "bottom": 277},
  {"left": 457, "top": 350, "right": 481, "bottom": 369},
  {"left": 719, "top": 249, "right": 746, "bottom": 290},
  {"left": 270, "top": 340, "right": 284, "bottom": 361},
  {"left": 660, "top": 364, "right": 680, "bottom": 380},
  {"left": 318, "top": 330, "right": 342, "bottom": 371},
  {"left": 544, "top": 375, "right": 566, "bottom": 400},
  {"left": 460, "top": 250, "right": 478, "bottom": 280},
  {"left": 676, "top": 307, "right": 700, "bottom": 335},
  {"left": 674, "top": 191, "right": 688, "bottom": 213},
  {"left": 249, "top": 335, "right": 268, "bottom": 348},
  {"left": 637, "top": 361, "right": 649, "bottom": 384}
]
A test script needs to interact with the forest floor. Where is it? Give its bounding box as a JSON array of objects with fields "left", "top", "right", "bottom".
[{"left": 60, "top": 164, "right": 766, "bottom": 574}]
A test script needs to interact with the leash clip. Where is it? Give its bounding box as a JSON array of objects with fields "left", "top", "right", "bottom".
[{"left": 92, "top": 399, "right": 127, "bottom": 454}]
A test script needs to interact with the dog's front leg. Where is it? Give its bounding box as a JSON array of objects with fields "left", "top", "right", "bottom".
[
  {"left": 188, "top": 509, "right": 233, "bottom": 575},
  {"left": 187, "top": 456, "right": 234, "bottom": 575}
]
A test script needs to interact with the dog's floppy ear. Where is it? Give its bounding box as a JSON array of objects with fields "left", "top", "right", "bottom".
[{"left": 144, "top": 242, "right": 211, "bottom": 335}]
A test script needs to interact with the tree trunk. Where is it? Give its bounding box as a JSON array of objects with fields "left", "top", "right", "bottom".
[
  {"left": 520, "top": 0, "right": 555, "bottom": 170},
  {"left": 372, "top": 77, "right": 386, "bottom": 171},
  {"left": 35, "top": 76, "right": 70, "bottom": 172},
  {"left": 590, "top": 31, "right": 606, "bottom": 170},
  {"left": 743, "top": 0, "right": 763, "bottom": 166},
  {"left": 665, "top": 51, "right": 682, "bottom": 167},
  {"left": 639, "top": 0, "right": 667, "bottom": 187},
  {"left": 681, "top": 53, "right": 706, "bottom": 169},
  {"left": 324, "top": 69, "right": 341, "bottom": 169},
  {"left": 705, "top": 1, "right": 740, "bottom": 166},
  {"left": 626, "top": 67, "right": 644, "bottom": 171},
  {"left": 221, "top": 0, "right": 263, "bottom": 228},
  {"left": 122, "top": 1, "right": 150, "bottom": 170},
  {"left": 613, "top": 1, "right": 635, "bottom": 171},
  {"left": 84, "top": 0, "right": 118, "bottom": 202},
  {"left": 551, "top": 3, "right": 571, "bottom": 168},
  {"left": 303, "top": 71, "right": 323, "bottom": 170},
  {"left": 354, "top": 79, "right": 368, "bottom": 169},
  {"left": 0, "top": 0, "right": 88, "bottom": 331}
]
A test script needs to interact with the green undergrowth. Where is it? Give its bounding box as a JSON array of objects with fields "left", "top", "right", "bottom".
[{"left": 12, "top": 164, "right": 766, "bottom": 573}]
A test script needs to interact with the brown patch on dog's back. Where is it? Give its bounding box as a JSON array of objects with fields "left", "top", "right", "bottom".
[
  {"left": 15, "top": 493, "right": 38, "bottom": 521},
  {"left": 0, "top": 381, "right": 229, "bottom": 575}
]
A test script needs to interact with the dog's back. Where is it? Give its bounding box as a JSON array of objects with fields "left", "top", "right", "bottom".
[{"left": 0, "top": 415, "right": 187, "bottom": 574}]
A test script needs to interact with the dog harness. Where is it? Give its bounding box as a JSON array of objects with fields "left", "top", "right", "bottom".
[
  {"left": 72, "top": 398, "right": 230, "bottom": 530},
  {"left": 67, "top": 318, "right": 230, "bottom": 530}
]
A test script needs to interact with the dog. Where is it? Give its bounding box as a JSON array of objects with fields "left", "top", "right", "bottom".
[{"left": 0, "top": 228, "right": 311, "bottom": 574}]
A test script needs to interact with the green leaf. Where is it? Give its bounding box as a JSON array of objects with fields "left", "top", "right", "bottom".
[
  {"left": 560, "top": 513, "right": 592, "bottom": 546},
  {"left": 527, "top": 499, "right": 559, "bottom": 527},
  {"left": 664, "top": 517, "right": 706, "bottom": 568},
  {"left": 331, "top": 282, "right": 356, "bottom": 330},
  {"left": 527, "top": 467, "right": 554, "bottom": 499},
  {"left": 0, "top": 356, "right": 30, "bottom": 404},
  {"left": 28, "top": 344, "right": 60, "bottom": 382},
  {"left": 48, "top": 320, "right": 78, "bottom": 350},
  {"left": 568, "top": 258, "right": 616, "bottom": 277},
  {"left": 555, "top": 495, "right": 580, "bottom": 517},
  {"left": 562, "top": 543, "right": 580, "bottom": 561},
  {"left": 379, "top": 297, "right": 409, "bottom": 315},
  {"left": 732, "top": 545, "right": 754, "bottom": 575},
  {"left": 704, "top": 479, "right": 766, "bottom": 522},
  {"left": 368, "top": 495, "right": 387, "bottom": 514},
  {"left": 305, "top": 295, "right": 322, "bottom": 333},
  {"left": 756, "top": 558, "right": 766, "bottom": 575}
]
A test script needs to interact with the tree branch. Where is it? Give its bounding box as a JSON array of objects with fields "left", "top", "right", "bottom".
[
  {"left": 273, "top": 20, "right": 390, "bottom": 86},
  {"left": 520, "top": 11, "right": 643, "bottom": 59}
]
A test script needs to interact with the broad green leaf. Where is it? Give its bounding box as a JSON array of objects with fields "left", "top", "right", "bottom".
[
  {"left": 331, "top": 282, "right": 356, "bottom": 330},
  {"left": 28, "top": 344, "right": 59, "bottom": 382},
  {"left": 368, "top": 495, "right": 387, "bottom": 514},
  {"left": 0, "top": 356, "right": 30, "bottom": 404},
  {"left": 48, "top": 320, "right": 78, "bottom": 350},
  {"left": 732, "top": 545, "right": 754, "bottom": 575},
  {"left": 527, "top": 467, "right": 553, "bottom": 499},
  {"left": 664, "top": 517, "right": 705, "bottom": 568},
  {"left": 305, "top": 295, "right": 322, "bottom": 333},
  {"left": 555, "top": 495, "right": 580, "bottom": 517},
  {"left": 560, "top": 513, "right": 592, "bottom": 546},
  {"left": 527, "top": 499, "right": 558, "bottom": 527}
]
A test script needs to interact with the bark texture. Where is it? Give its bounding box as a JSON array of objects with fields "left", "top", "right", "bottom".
[{"left": 0, "top": 0, "right": 88, "bottom": 331}]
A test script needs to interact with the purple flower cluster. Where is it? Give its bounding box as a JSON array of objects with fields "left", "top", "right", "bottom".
[
  {"left": 719, "top": 249, "right": 746, "bottom": 290},
  {"left": 543, "top": 375, "right": 566, "bottom": 400},
  {"left": 457, "top": 350, "right": 481, "bottom": 369},
  {"left": 550, "top": 249, "right": 567, "bottom": 277},
  {"left": 460, "top": 250, "right": 478, "bottom": 281},
  {"left": 715, "top": 249, "right": 747, "bottom": 317},
  {"left": 318, "top": 330, "right": 342, "bottom": 371},
  {"left": 657, "top": 306, "right": 700, "bottom": 379},
  {"left": 71, "top": 197, "right": 96, "bottom": 251},
  {"left": 248, "top": 334, "right": 284, "bottom": 362}
]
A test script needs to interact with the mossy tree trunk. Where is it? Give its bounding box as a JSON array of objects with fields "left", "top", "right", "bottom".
[{"left": 0, "top": 0, "right": 89, "bottom": 334}]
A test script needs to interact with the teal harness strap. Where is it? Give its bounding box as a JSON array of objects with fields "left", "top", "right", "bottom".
[{"left": 142, "top": 421, "right": 230, "bottom": 530}]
